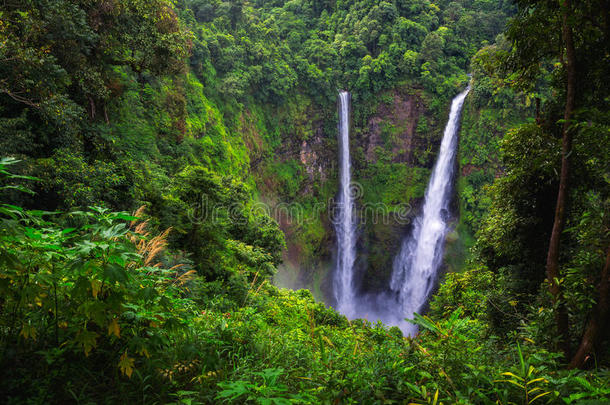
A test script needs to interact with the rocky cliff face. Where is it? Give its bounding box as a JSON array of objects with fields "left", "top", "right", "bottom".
[
  {"left": 298, "top": 124, "right": 329, "bottom": 190},
  {"left": 365, "top": 91, "right": 426, "bottom": 165}
]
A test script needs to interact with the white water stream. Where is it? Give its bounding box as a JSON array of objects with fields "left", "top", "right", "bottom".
[
  {"left": 333, "top": 91, "right": 357, "bottom": 317},
  {"left": 389, "top": 86, "right": 470, "bottom": 334}
]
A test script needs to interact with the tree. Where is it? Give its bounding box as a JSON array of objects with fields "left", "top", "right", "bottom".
[
  {"left": 544, "top": 0, "right": 577, "bottom": 360},
  {"left": 570, "top": 246, "right": 610, "bottom": 368}
]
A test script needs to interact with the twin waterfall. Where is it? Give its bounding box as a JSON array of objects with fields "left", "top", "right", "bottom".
[
  {"left": 332, "top": 86, "right": 470, "bottom": 334},
  {"left": 333, "top": 91, "right": 357, "bottom": 317}
]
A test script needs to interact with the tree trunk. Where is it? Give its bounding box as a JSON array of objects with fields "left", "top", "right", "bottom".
[
  {"left": 569, "top": 246, "right": 610, "bottom": 369},
  {"left": 88, "top": 96, "right": 96, "bottom": 119},
  {"left": 545, "top": 0, "right": 576, "bottom": 360}
]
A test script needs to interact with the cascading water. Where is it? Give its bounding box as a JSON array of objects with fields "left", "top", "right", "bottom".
[
  {"left": 333, "top": 91, "right": 357, "bottom": 317},
  {"left": 389, "top": 86, "right": 470, "bottom": 334}
]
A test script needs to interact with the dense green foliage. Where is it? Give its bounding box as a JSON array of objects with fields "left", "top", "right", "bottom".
[
  {"left": 2, "top": 158, "right": 609, "bottom": 403},
  {"left": 1, "top": 0, "right": 609, "bottom": 403},
  {"left": 185, "top": 0, "right": 512, "bottom": 102}
]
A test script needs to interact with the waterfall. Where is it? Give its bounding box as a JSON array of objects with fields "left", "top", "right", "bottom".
[
  {"left": 333, "top": 91, "right": 357, "bottom": 317},
  {"left": 390, "top": 86, "right": 470, "bottom": 334}
]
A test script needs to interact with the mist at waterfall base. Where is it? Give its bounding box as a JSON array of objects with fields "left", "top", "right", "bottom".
[{"left": 332, "top": 87, "right": 470, "bottom": 335}]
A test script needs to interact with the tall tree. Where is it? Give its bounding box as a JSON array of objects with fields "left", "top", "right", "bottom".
[
  {"left": 506, "top": 0, "right": 574, "bottom": 357},
  {"left": 544, "top": 0, "right": 576, "bottom": 359}
]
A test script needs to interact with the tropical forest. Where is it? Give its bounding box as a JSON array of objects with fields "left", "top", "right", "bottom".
[{"left": 0, "top": 0, "right": 609, "bottom": 403}]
